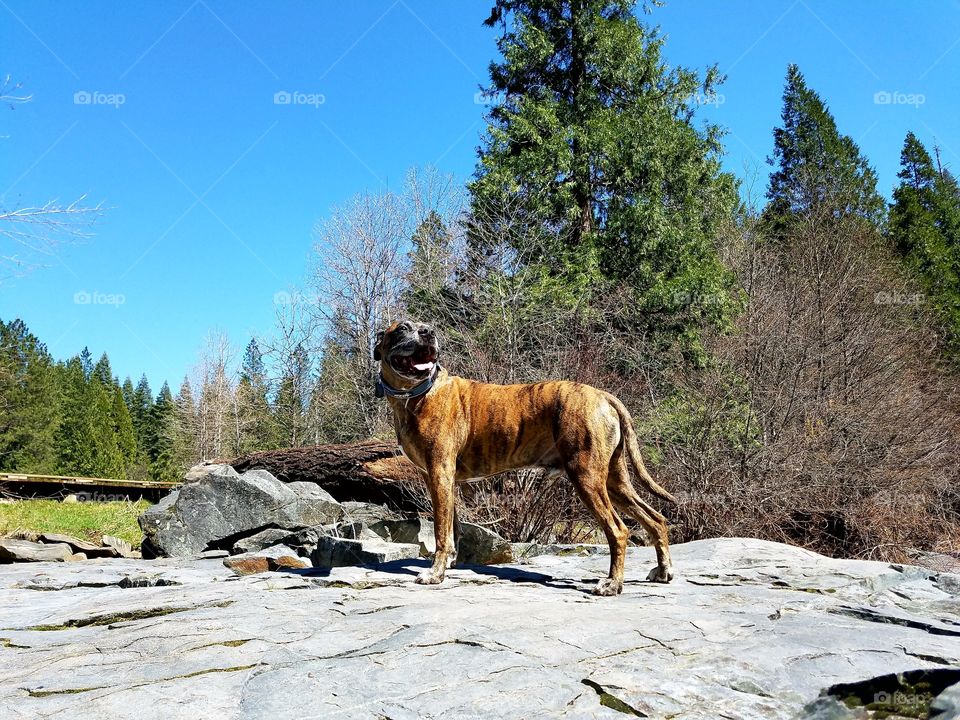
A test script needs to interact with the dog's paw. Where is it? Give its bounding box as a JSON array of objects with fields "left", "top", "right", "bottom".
[
  {"left": 646, "top": 565, "right": 674, "bottom": 583},
  {"left": 592, "top": 578, "right": 623, "bottom": 596},
  {"left": 415, "top": 570, "right": 444, "bottom": 585}
]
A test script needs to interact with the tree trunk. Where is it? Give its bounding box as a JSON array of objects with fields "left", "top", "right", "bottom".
[{"left": 222, "top": 440, "right": 426, "bottom": 513}]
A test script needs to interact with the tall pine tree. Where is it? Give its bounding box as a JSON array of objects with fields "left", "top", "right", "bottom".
[
  {"left": 236, "top": 339, "right": 277, "bottom": 452},
  {"left": 110, "top": 384, "right": 137, "bottom": 475},
  {"left": 274, "top": 344, "right": 311, "bottom": 447},
  {"left": 172, "top": 377, "right": 199, "bottom": 470},
  {"left": 889, "top": 132, "right": 960, "bottom": 358},
  {"left": 470, "top": 0, "right": 739, "bottom": 352},
  {"left": 147, "top": 382, "right": 178, "bottom": 482},
  {"left": 764, "top": 64, "right": 885, "bottom": 237},
  {"left": 0, "top": 319, "right": 60, "bottom": 472},
  {"left": 56, "top": 355, "right": 122, "bottom": 477}
]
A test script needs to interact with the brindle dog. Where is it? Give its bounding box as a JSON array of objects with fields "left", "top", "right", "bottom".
[{"left": 374, "top": 320, "right": 676, "bottom": 595}]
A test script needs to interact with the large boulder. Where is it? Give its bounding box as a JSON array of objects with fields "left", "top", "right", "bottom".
[{"left": 138, "top": 465, "right": 344, "bottom": 558}]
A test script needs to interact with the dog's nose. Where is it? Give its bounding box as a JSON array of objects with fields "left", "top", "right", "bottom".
[{"left": 418, "top": 326, "right": 435, "bottom": 338}]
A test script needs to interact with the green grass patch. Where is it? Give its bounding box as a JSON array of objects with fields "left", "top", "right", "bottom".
[{"left": 0, "top": 500, "right": 149, "bottom": 548}]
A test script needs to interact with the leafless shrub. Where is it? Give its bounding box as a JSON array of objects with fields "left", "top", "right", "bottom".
[{"left": 656, "top": 209, "right": 960, "bottom": 560}]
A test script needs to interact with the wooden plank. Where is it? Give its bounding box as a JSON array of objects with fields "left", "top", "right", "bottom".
[{"left": 0, "top": 472, "right": 179, "bottom": 490}]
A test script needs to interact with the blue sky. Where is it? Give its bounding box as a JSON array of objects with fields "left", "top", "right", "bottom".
[{"left": 2, "top": 0, "right": 958, "bottom": 392}]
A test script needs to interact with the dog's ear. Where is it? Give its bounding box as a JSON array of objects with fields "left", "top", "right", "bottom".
[{"left": 373, "top": 331, "right": 384, "bottom": 361}]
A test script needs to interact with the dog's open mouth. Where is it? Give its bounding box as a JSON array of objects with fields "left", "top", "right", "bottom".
[{"left": 389, "top": 345, "right": 438, "bottom": 377}]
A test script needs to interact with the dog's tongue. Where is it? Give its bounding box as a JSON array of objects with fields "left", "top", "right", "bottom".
[{"left": 413, "top": 360, "right": 435, "bottom": 373}]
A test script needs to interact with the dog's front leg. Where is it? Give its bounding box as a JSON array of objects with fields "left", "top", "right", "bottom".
[{"left": 416, "top": 466, "right": 455, "bottom": 585}]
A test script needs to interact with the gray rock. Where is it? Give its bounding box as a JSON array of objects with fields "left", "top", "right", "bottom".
[
  {"left": 369, "top": 518, "right": 435, "bottom": 556},
  {"left": 512, "top": 542, "right": 609, "bottom": 560},
  {"left": 457, "top": 522, "right": 514, "bottom": 565},
  {"left": 39, "top": 533, "right": 120, "bottom": 559},
  {"left": 341, "top": 501, "right": 401, "bottom": 525},
  {"left": 231, "top": 529, "right": 292, "bottom": 555},
  {"left": 277, "top": 527, "right": 324, "bottom": 557},
  {"left": 3, "top": 538, "right": 960, "bottom": 719},
  {"left": 310, "top": 536, "right": 420, "bottom": 568},
  {"left": 286, "top": 482, "right": 344, "bottom": 526},
  {"left": 101, "top": 536, "right": 140, "bottom": 559},
  {"left": 224, "top": 545, "right": 310, "bottom": 576},
  {"left": 183, "top": 461, "right": 224, "bottom": 483},
  {"left": 797, "top": 696, "right": 863, "bottom": 719},
  {"left": 138, "top": 466, "right": 344, "bottom": 557},
  {"left": 0, "top": 538, "right": 74, "bottom": 563},
  {"left": 930, "top": 682, "right": 960, "bottom": 720},
  {"left": 198, "top": 549, "right": 230, "bottom": 559},
  {"left": 369, "top": 520, "right": 513, "bottom": 564},
  {"left": 324, "top": 521, "right": 381, "bottom": 541}
]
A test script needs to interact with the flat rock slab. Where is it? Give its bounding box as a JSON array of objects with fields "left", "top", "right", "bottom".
[
  {"left": 0, "top": 538, "right": 958, "bottom": 719},
  {"left": 0, "top": 538, "right": 74, "bottom": 563}
]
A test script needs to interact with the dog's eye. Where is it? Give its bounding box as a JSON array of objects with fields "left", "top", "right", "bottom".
[{"left": 398, "top": 322, "right": 413, "bottom": 332}]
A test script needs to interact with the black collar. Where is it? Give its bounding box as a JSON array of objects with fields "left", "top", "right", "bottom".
[{"left": 376, "top": 365, "right": 440, "bottom": 400}]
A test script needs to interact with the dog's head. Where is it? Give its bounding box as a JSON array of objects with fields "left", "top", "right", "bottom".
[{"left": 374, "top": 320, "right": 439, "bottom": 389}]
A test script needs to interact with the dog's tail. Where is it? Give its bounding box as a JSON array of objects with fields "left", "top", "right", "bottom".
[{"left": 603, "top": 392, "right": 677, "bottom": 504}]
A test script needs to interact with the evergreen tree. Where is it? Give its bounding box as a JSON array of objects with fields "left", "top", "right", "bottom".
[
  {"left": 404, "top": 211, "right": 456, "bottom": 321},
  {"left": 79, "top": 346, "right": 94, "bottom": 378},
  {"left": 147, "top": 382, "right": 178, "bottom": 482},
  {"left": 889, "top": 132, "right": 960, "bottom": 357},
  {"left": 0, "top": 319, "right": 60, "bottom": 472},
  {"left": 172, "top": 377, "right": 199, "bottom": 469},
  {"left": 110, "top": 384, "right": 137, "bottom": 474},
  {"left": 274, "top": 344, "right": 311, "bottom": 447},
  {"left": 56, "top": 356, "right": 122, "bottom": 477},
  {"left": 130, "top": 374, "right": 154, "bottom": 451},
  {"left": 311, "top": 335, "right": 369, "bottom": 443},
  {"left": 92, "top": 353, "right": 115, "bottom": 387},
  {"left": 470, "top": 0, "right": 739, "bottom": 352},
  {"left": 88, "top": 374, "right": 123, "bottom": 477},
  {"left": 764, "top": 64, "right": 885, "bottom": 236},
  {"left": 121, "top": 377, "right": 136, "bottom": 413},
  {"left": 56, "top": 357, "right": 97, "bottom": 475},
  {"left": 237, "top": 339, "right": 277, "bottom": 452}
]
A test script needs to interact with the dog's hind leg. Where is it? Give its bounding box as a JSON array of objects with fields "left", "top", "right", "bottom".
[
  {"left": 607, "top": 452, "right": 674, "bottom": 583},
  {"left": 567, "top": 459, "right": 629, "bottom": 596}
]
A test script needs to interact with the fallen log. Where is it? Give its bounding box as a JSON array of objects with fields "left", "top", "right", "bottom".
[{"left": 223, "top": 440, "right": 427, "bottom": 513}]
